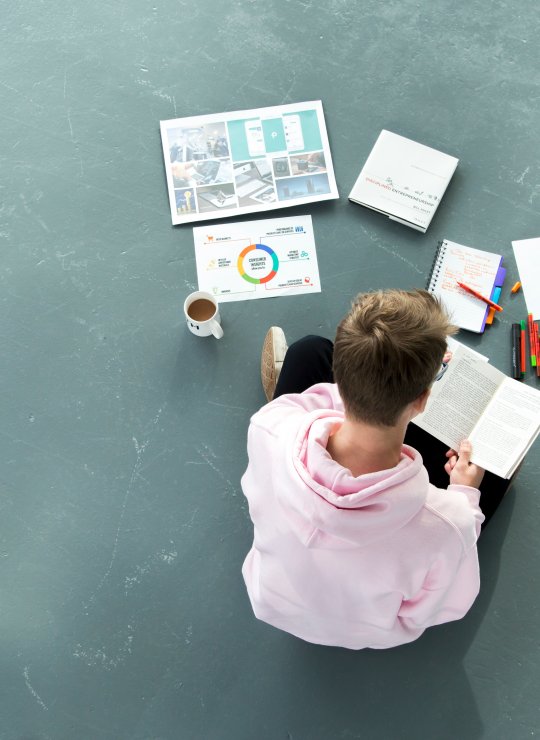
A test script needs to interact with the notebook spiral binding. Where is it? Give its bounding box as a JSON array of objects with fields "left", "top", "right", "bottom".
[{"left": 426, "top": 240, "right": 448, "bottom": 292}]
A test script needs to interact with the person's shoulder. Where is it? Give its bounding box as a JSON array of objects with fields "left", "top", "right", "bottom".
[
  {"left": 249, "top": 383, "right": 343, "bottom": 436},
  {"left": 272, "top": 382, "right": 342, "bottom": 411}
]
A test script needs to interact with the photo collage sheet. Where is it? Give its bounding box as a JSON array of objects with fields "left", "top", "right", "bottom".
[{"left": 160, "top": 101, "right": 339, "bottom": 225}]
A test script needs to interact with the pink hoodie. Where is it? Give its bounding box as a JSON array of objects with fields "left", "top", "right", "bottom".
[{"left": 242, "top": 383, "right": 484, "bottom": 649}]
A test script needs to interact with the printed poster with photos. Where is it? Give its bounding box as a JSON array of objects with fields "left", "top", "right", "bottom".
[{"left": 160, "top": 101, "right": 339, "bottom": 225}]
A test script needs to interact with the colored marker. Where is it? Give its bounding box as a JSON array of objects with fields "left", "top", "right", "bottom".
[
  {"left": 520, "top": 320, "right": 526, "bottom": 376},
  {"left": 534, "top": 320, "right": 540, "bottom": 377},
  {"left": 511, "top": 323, "right": 521, "bottom": 379},
  {"left": 528, "top": 315, "right": 537, "bottom": 367},
  {"left": 536, "top": 322, "right": 540, "bottom": 377},
  {"left": 456, "top": 281, "right": 504, "bottom": 312},
  {"left": 485, "top": 286, "right": 503, "bottom": 325},
  {"left": 511, "top": 281, "right": 522, "bottom": 294}
]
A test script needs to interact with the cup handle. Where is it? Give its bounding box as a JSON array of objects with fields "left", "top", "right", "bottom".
[{"left": 210, "top": 320, "right": 223, "bottom": 339}]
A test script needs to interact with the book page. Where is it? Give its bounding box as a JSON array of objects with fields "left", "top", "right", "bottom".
[
  {"left": 413, "top": 344, "right": 504, "bottom": 452},
  {"left": 468, "top": 379, "right": 540, "bottom": 478},
  {"left": 446, "top": 335, "right": 488, "bottom": 361}
]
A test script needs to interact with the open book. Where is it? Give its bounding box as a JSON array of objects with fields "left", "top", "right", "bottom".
[{"left": 413, "top": 343, "right": 540, "bottom": 478}]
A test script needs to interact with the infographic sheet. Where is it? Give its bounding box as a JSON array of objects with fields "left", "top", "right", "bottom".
[
  {"left": 160, "top": 101, "right": 338, "bottom": 225},
  {"left": 193, "top": 215, "right": 321, "bottom": 303}
]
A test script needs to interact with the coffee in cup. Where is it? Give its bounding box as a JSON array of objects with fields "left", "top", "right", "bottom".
[{"left": 184, "top": 291, "right": 223, "bottom": 338}]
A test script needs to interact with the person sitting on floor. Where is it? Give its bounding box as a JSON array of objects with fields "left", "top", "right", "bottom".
[{"left": 241, "top": 289, "right": 510, "bottom": 650}]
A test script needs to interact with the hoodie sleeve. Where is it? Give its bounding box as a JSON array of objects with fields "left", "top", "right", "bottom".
[
  {"left": 397, "top": 547, "right": 480, "bottom": 629},
  {"left": 397, "top": 485, "right": 484, "bottom": 629}
]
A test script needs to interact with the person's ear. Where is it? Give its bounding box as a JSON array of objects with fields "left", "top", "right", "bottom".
[{"left": 411, "top": 389, "right": 430, "bottom": 417}]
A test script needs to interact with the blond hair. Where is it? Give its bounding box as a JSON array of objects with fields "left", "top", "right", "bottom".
[{"left": 333, "top": 289, "right": 457, "bottom": 426}]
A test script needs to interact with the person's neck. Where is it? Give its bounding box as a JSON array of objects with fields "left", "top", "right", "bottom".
[{"left": 326, "top": 414, "right": 408, "bottom": 477}]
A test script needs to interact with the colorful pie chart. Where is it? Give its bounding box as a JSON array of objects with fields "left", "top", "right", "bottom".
[{"left": 237, "top": 243, "right": 279, "bottom": 284}]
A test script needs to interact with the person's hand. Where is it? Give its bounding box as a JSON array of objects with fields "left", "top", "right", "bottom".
[{"left": 445, "top": 440, "right": 485, "bottom": 489}]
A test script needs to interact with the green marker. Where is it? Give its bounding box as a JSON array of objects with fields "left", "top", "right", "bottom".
[{"left": 528, "top": 314, "right": 537, "bottom": 367}]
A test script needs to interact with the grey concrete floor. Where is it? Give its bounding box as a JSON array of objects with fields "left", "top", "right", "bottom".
[{"left": 1, "top": 1, "right": 539, "bottom": 738}]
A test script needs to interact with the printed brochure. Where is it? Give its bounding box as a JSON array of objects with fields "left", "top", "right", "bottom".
[{"left": 160, "top": 101, "right": 338, "bottom": 225}]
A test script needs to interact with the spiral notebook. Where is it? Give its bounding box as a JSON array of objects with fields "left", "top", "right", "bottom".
[{"left": 426, "top": 239, "right": 506, "bottom": 332}]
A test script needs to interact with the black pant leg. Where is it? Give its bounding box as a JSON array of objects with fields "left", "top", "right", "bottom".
[{"left": 273, "top": 335, "right": 334, "bottom": 398}]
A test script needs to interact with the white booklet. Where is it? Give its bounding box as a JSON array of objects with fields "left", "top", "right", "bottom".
[
  {"left": 413, "top": 343, "right": 540, "bottom": 478},
  {"left": 160, "top": 101, "right": 339, "bottom": 225},
  {"left": 348, "top": 130, "right": 458, "bottom": 232}
]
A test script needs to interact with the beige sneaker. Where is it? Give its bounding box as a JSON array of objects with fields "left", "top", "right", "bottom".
[{"left": 261, "top": 327, "right": 288, "bottom": 401}]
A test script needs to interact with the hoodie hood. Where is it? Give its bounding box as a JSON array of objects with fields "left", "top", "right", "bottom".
[{"left": 276, "top": 409, "right": 429, "bottom": 548}]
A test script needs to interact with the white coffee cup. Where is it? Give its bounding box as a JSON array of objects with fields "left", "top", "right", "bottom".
[{"left": 183, "top": 291, "right": 223, "bottom": 339}]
